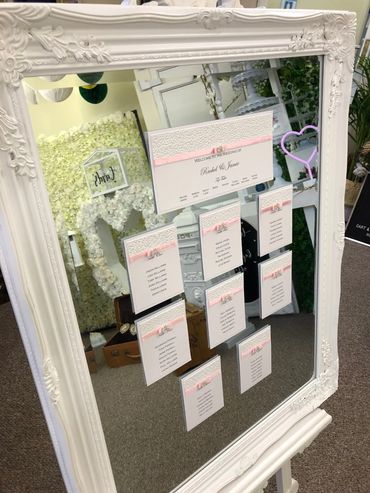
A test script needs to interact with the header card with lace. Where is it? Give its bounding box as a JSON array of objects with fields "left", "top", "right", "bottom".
[{"left": 148, "top": 113, "right": 273, "bottom": 214}]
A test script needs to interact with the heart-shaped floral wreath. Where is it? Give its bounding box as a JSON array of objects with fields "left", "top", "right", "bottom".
[{"left": 77, "top": 183, "right": 165, "bottom": 298}]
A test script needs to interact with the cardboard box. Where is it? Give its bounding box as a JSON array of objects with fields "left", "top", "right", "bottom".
[
  {"left": 175, "top": 303, "right": 216, "bottom": 376},
  {"left": 85, "top": 345, "right": 97, "bottom": 374}
]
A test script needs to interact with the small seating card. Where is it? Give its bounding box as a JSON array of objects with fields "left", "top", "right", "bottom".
[
  {"left": 259, "top": 251, "right": 292, "bottom": 319},
  {"left": 237, "top": 325, "right": 272, "bottom": 394},
  {"left": 180, "top": 355, "right": 224, "bottom": 432},
  {"left": 136, "top": 299, "right": 191, "bottom": 386},
  {"left": 258, "top": 184, "right": 293, "bottom": 256},
  {"left": 199, "top": 201, "right": 243, "bottom": 281},
  {"left": 148, "top": 112, "right": 273, "bottom": 214},
  {"left": 123, "top": 224, "right": 184, "bottom": 314},
  {"left": 205, "top": 273, "right": 245, "bottom": 348}
]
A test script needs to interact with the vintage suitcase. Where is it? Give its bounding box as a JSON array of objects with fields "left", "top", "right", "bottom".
[
  {"left": 103, "top": 332, "right": 141, "bottom": 368},
  {"left": 104, "top": 294, "right": 169, "bottom": 368},
  {"left": 105, "top": 295, "right": 214, "bottom": 371}
]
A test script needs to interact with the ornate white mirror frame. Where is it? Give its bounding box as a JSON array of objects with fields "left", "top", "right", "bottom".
[{"left": 0, "top": 5, "right": 355, "bottom": 493}]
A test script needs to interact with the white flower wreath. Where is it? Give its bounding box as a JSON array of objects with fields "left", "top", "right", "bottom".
[{"left": 77, "top": 183, "right": 165, "bottom": 298}]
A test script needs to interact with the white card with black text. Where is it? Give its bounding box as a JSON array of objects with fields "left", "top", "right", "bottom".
[
  {"left": 149, "top": 113, "right": 273, "bottom": 214},
  {"left": 259, "top": 251, "right": 292, "bottom": 319},
  {"left": 123, "top": 224, "right": 184, "bottom": 314},
  {"left": 180, "top": 355, "right": 224, "bottom": 432},
  {"left": 199, "top": 202, "right": 242, "bottom": 281},
  {"left": 258, "top": 185, "right": 293, "bottom": 256},
  {"left": 237, "top": 325, "right": 271, "bottom": 394},
  {"left": 205, "top": 273, "right": 245, "bottom": 348},
  {"left": 136, "top": 299, "right": 191, "bottom": 386}
]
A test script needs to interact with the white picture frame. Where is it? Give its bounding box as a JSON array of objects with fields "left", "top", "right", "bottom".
[
  {"left": 0, "top": 5, "right": 354, "bottom": 493},
  {"left": 82, "top": 148, "right": 129, "bottom": 198}
]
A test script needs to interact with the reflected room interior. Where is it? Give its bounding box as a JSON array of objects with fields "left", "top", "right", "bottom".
[{"left": 23, "top": 57, "right": 320, "bottom": 493}]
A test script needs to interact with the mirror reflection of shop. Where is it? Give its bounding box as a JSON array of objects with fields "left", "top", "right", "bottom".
[{"left": 23, "top": 57, "right": 319, "bottom": 493}]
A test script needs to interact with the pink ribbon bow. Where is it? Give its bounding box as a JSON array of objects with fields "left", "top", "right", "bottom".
[
  {"left": 129, "top": 240, "right": 177, "bottom": 263},
  {"left": 202, "top": 217, "right": 240, "bottom": 235},
  {"left": 141, "top": 315, "right": 185, "bottom": 341},
  {"left": 263, "top": 264, "right": 291, "bottom": 281},
  {"left": 261, "top": 199, "right": 292, "bottom": 214},
  {"left": 153, "top": 134, "right": 272, "bottom": 167},
  {"left": 209, "top": 286, "right": 243, "bottom": 307},
  {"left": 185, "top": 370, "right": 221, "bottom": 394},
  {"left": 241, "top": 339, "right": 270, "bottom": 358}
]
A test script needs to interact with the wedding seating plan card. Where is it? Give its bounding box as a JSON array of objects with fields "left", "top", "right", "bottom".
[
  {"left": 205, "top": 273, "right": 245, "bottom": 349},
  {"left": 259, "top": 251, "right": 292, "bottom": 319},
  {"left": 180, "top": 355, "right": 224, "bottom": 432},
  {"left": 136, "top": 299, "right": 191, "bottom": 386},
  {"left": 237, "top": 325, "right": 272, "bottom": 394},
  {"left": 258, "top": 185, "right": 293, "bottom": 256},
  {"left": 123, "top": 224, "right": 183, "bottom": 314},
  {"left": 199, "top": 202, "right": 242, "bottom": 281},
  {"left": 148, "top": 112, "right": 273, "bottom": 214}
]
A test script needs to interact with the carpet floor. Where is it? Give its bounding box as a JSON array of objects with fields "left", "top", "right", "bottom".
[
  {"left": 0, "top": 239, "right": 369, "bottom": 492},
  {"left": 0, "top": 301, "right": 66, "bottom": 492}
]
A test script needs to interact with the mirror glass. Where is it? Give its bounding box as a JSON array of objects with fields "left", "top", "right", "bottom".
[{"left": 23, "top": 56, "right": 320, "bottom": 492}]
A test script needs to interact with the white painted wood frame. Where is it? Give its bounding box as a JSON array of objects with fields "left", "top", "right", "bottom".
[{"left": 0, "top": 5, "right": 354, "bottom": 493}]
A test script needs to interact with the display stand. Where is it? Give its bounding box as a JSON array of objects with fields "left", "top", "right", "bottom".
[{"left": 221, "top": 409, "right": 331, "bottom": 493}]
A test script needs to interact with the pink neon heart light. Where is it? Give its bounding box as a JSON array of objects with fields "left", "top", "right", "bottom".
[{"left": 280, "top": 125, "right": 319, "bottom": 180}]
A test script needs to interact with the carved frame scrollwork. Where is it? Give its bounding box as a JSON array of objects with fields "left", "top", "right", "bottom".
[{"left": 0, "top": 5, "right": 355, "bottom": 493}]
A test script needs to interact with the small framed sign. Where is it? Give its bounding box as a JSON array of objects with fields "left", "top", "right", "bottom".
[
  {"left": 345, "top": 173, "right": 370, "bottom": 247},
  {"left": 83, "top": 148, "right": 129, "bottom": 198}
]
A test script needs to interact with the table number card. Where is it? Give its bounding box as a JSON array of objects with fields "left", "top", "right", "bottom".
[
  {"left": 237, "top": 325, "right": 272, "bottom": 394},
  {"left": 180, "top": 355, "right": 224, "bottom": 432},
  {"left": 199, "top": 202, "right": 242, "bottom": 281},
  {"left": 258, "top": 185, "right": 293, "bottom": 256},
  {"left": 123, "top": 224, "right": 184, "bottom": 314},
  {"left": 136, "top": 299, "right": 191, "bottom": 386},
  {"left": 259, "top": 251, "right": 292, "bottom": 319},
  {"left": 148, "top": 113, "right": 273, "bottom": 214},
  {"left": 205, "top": 273, "right": 245, "bottom": 348}
]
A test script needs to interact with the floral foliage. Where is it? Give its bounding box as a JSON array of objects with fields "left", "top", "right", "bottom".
[
  {"left": 38, "top": 111, "right": 149, "bottom": 229},
  {"left": 38, "top": 111, "right": 153, "bottom": 332}
]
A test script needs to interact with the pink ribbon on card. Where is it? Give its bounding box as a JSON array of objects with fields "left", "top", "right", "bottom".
[
  {"left": 263, "top": 264, "right": 291, "bottom": 281},
  {"left": 129, "top": 240, "right": 177, "bottom": 263},
  {"left": 202, "top": 217, "right": 240, "bottom": 235},
  {"left": 141, "top": 315, "right": 185, "bottom": 341},
  {"left": 185, "top": 370, "right": 221, "bottom": 394},
  {"left": 153, "top": 134, "right": 272, "bottom": 167},
  {"left": 208, "top": 287, "right": 243, "bottom": 307},
  {"left": 261, "top": 199, "right": 292, "bottom": 214},
  {"left": 241, "top": 339, "right": 270, "bottom": 358}
]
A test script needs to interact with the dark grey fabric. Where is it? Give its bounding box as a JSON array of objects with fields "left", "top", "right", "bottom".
[{"left": 0, "top": 301, "right": 66, "bottom": 493}]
